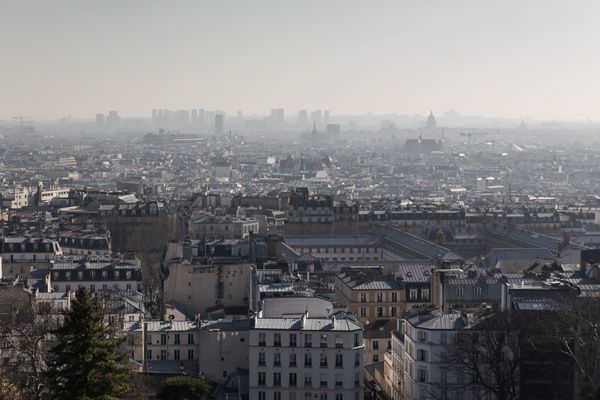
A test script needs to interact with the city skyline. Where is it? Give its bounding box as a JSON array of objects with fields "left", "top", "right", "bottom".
[{"left": 2, "top": 0, "right": 600, "bottom": 120}]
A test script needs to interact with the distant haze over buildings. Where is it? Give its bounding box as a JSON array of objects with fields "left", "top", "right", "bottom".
[{"left": 2, "top": 0, "right": 600, "bottom": 121}]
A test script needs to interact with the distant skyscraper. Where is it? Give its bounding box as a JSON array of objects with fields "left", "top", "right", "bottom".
[
  {"left": 151, "top": 109, "right": 158, "bottom": 124},
  {"left": 106, "top": 110, "right": 120, "bottom": 131},
  {"left": 270, "top": 108, "right": 284, "bottom": 126},
  {"left": 174, "top": 110, "right": 190, "bottom": 126},
  {"left": 214, "top": 114, "right": 224, "bottom": 135},
  {"left": 191, "top": 109, "right": 198, "bottom": 124},
  {"left": 298, "top": 109, "right": 308, "bottom": 127},
  {"left": 198, "top": 109, "right": 205, "bottom": 127},
  {"left": 311, "top": 110, "right": 322, "bottom": 128},
  {"left": 95, "top": 113, "right": 105, "bottom": 130},
  {"left": 323, "top": 110, "right": 330, "bottom": 126}
]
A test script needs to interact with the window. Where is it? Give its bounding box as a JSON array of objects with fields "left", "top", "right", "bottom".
[
  {"left": 160, "top": 350, "right": 167, "bottom": 360},
  {"left": 289, "top": 352, "right": 297, "bottom": 367},
  {"left": 417, "top": 331, "right": 427, "bottom": 343},
  {"left": 188, "top": 333, "right": 195, "bottom": 344},
  {"left": 290, "top": 393, "right": 296, "bottom": 400},
  {"left": 259, "top": 333, "right": 266, "bottom": 346},
  {"left": 336, "top": 394, "right": 344, "bottom": 400},
  {"left": 174, "top": 334, "right": 180, "bottom": 345},
  {"left": 188, "top": 349, "right": 194, "bottom": 359},
  {"left": 274, "top": 333, "right": 281, "bottom": 347},
  {"left": 354, "top": 333, "right": 359, "bottom": 347},
  {"left": 65, "top": 284, "right": 71, "bottom": 291},
  {"left": 320, "top": 373, "right": 328, "bottom": 387},
  {"left": 146, "top": 349, "right": 152, "bottom": 360},
  {"left": 258, "top": 372, "right": 266, "bottom": 386},
  {"left": 473, "top": 287, "right": 482, "bottom": 296},
  {"left": 391, "top": 292, "right": 398, "bottom": 302},
  {"left": 305, "top": 334, "right": 312, "bottom": 348},
  {"left": 305, "top": 353, "right": 312, "bottom": 367},
  {"left": 273, "top": 372, "right": 281, "bottom": 386},
  {"left": 289, "top": 372, "right": 297, "bottom": 386},
  {"left": 355, "top": 352, "right": 360, "bottom": 367},
  {"left": 456, "top": 287, "right": 464, "bottom": 296},
  {"left": 160, "top": 334, "right": 167, "bottom": 345},
  {"left": 440, "top": 333, "right": 448, "bottom": 344},
  {"left": 335, "top": 334, "right": 343, "bottom": 349},
  {"left": 391, "top": 306, "right": 397, "bottom": 317},
  {"left": 90, "top": 284, "right": 95, "bottom": 293},
  {"left": 77, "top": 271, "right": 83, "bottom": 280},
  {"left": 335, "top": 374, "right": 343, "bottom": 388},
  {"left": 258, "top": 352, "right": 266, "bottom": 366},
  {"left": 274, "top": 352, "right": 281, "bottom": 367},
  {"left": 360, "top": 307, "right": 367, "bottom": 317},
  {"left": 422, "top": 289, "right": 430, "bottom": 300},
  {"left": 377, "top": 307, "right": 383, "bottom": 317},
  {"left": 373, "top": 354, "right": 379, "bottom": 362},
  {"left": 259, "top": 392, "right": 266, "bottom": 400},
  {"left": 360, "top": 293, "right": 367, "bottom": 303},
  {"left": 174, "top": 350, "right": 180, "bottom": 360},
  {"left": 417, "top": 368, "right": 427, "bottom": 383},
  {"left": 290, "top": 333, "right": 297, "bottom": 347},
  {"left": 335, "top": 353, "right": 343, "bottom": 368},
  {"left": 409, "top": 289, "right": 418, "bottom": 300},
  {"left": 377, "top": 292, "right": 383, "bottom": 302},
  {"left": 417, "top": 349, "right": 427, "bottom": 361},
  {"left": 320, "top": 353, "right": 328, "bottom": 368},
  {"left": 304, "top": 375, "right": 312, "bottom": 387},
  {"left": 372, "top": 340, "right": 379, "bottom": 350},
  {"left": 320, "top": 334, "right": 327, "bottom": 348},
  {"left": 273, "top": 393, "right": 281, "bottom": 400}
]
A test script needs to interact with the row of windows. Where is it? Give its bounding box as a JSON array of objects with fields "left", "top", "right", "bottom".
[
  {"left": 58, "top": 283, "right": 140, "bottom": 292},
  {"left": 257, "top": 391, "right": 359, "bottom": 400},
  {"left": 257, "top": 371, "right": 361, "bottom": 387},
  {"left": 145, "top": 348, "right": 194, "bottom": 360},
  {"left": 358, "top": 289, "right": 429, "bottom": 304},
  {"left": 359, "top": 306, "right": 399, "bottom": 318},
  {"left": 146, "top": 333, "right": 195, "bottom": 345},
  {"left": 257, "top": 333, "right": 359, "bottom": 348},
  {"left": 454, "top": 287, "right": 482, "bottom": 296},
  {"left": 359, "top": 292, "right": 399, "bottom": 303},
  {"left": 54, "top": 269, "right": 135, "bottom": 280},
  {"left": 300, "top": 247, "right": 378, "bottom": 254},
  {"left": 258, "top": 352, "right": 361, "bottom": 368}
]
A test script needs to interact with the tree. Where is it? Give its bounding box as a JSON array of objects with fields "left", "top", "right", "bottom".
[
  {"left": 157, "top": 376, "right": 211, "bottom": 400},
  {"left": 0, "top": 287, "right": 52, "bottom": 400},
  {"left": 548, "top": 296, "right": 600, "bottom": 400},
  {"left": 46, "top": 288, "right": 129, "bottom": 400},
  {"left": 443, "top": 311, "right": 537, "bottom": 400}
]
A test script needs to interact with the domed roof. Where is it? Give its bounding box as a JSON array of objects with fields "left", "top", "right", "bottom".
[{"left": 426, "top": 111, "right": 437, "bottom": 129}]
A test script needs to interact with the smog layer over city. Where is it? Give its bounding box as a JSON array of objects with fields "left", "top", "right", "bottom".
[{"left": 1, "top": 1, "right": 600, "bottom": 400}]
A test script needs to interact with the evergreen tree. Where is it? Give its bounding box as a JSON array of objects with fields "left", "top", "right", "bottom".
[
  {"left": 46, "top": 288, "right": 129, "bottom": 400},
  {"left": 157, "top": 376, "right": 211, "bottom": 400}
]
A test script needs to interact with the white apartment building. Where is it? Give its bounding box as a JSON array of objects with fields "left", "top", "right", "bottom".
[
  {"left": 387, "top": 311, "right": 493, "bottom": 400},
  {"left": 249, "top": 312, "right": 365, "bottom": 400}
]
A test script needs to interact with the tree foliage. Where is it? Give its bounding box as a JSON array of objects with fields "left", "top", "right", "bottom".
[
  {"left": 157, "top": 376, "right": 211, "bottom": 400},
  {"left": 46, "top": 288, "right": 129, "bottom": 400},
  {"left": 0, "top": 288, "right": 52, "bottom": 400}
]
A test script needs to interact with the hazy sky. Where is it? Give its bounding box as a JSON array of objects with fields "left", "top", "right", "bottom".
[{"left": 1, "top": 0, "right": 599, "bottom": 120}]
